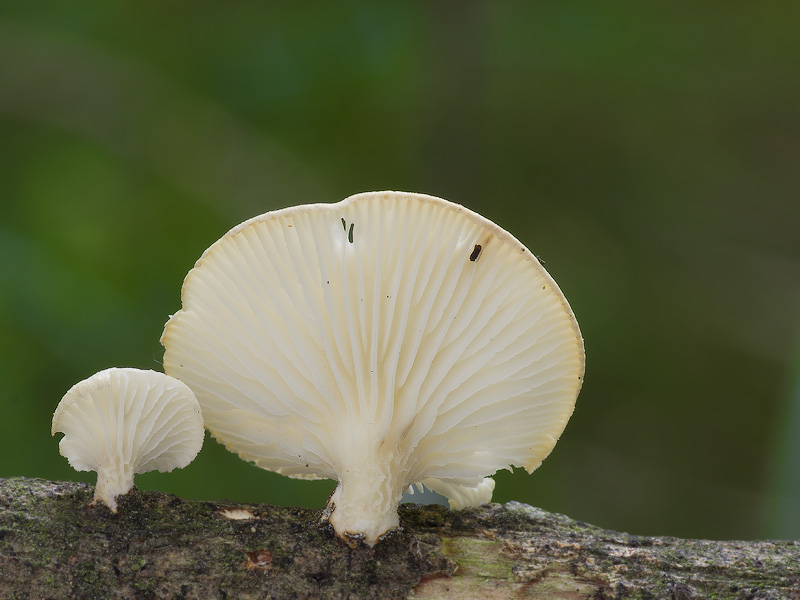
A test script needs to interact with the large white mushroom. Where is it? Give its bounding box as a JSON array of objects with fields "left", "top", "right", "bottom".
[
  {"left": 161, "top": 191, "right": 584, "bottom": 545},
  {"left": 51, "top": 367, "right": 204, "bottom": 512}
]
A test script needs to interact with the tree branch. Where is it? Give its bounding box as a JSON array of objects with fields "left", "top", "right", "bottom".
[{"left": 0, "top": 477, "right": 797, "bottom": 599}]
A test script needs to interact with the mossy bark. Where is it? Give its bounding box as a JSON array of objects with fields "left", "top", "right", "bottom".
[{"left": 0, "top": 477, "right": 797, "bottom": 599}]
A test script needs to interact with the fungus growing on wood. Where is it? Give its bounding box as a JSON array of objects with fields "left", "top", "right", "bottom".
[
  {"left": 51, "top": 367, "right": 204, "bottom": 512},
  {"left": 161, "top": 191, "right": 584, "bottom": 545}
]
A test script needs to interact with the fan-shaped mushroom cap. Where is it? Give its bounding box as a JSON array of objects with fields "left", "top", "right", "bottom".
[
  {"left": 161, "top": 191, "right": 584, "bottom": 544},
  {"left": 51, "top": 367, "right": 204, "bottom": 512}
]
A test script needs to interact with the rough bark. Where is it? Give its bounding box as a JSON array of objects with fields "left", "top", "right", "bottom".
[{"left": 0, "top": 477, "right": 797, "bottom": 599}]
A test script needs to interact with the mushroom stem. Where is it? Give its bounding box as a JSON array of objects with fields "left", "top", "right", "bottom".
[
  {"left": 92, "top": 462, "right": 135, "bottom": 513},
  {"left": 325, "top": 459, "right": 405, "bottom": 546}
]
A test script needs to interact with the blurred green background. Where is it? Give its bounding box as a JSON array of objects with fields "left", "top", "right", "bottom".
[{"left": 2, "top": 2, "right": 799, "bottom": 541}]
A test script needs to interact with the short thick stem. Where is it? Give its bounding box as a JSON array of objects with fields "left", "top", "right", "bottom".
[
  {"left": 326, "top": 460, "right": 405, "bottom": 546},
  {"left": 92, "top": 464, "right": 135, "bottom": 513}
]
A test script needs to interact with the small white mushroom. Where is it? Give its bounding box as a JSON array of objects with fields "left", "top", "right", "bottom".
[
  {"left": 161, "top": 191, "right": 584, "bottom": 544},
  {"left": 415, "top": 477, "right": 497, "bottom": 510},
  {"left": 51, "top": 367, "right": 204, "bottom": 512}
]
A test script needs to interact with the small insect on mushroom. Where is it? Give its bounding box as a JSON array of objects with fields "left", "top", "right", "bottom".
[
  {"left": 51, "top": 367, "right": 204, "bottom": 512},
  {"left": 469, "top": 244, "right": 482, "bottom": 261},
  {"left": 161, "top": 191, "right": 584, "bottom": 545}
]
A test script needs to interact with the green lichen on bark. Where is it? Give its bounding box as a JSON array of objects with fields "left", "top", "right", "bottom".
[
  {"left": 0, "top": 477, "right": 798, "bottom": 599},
  {"left": 409, "top": 502, "right": 800, "bottom": 599}
]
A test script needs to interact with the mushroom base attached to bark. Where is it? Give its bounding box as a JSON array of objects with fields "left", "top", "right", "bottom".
[
  {"left": 325, "top": 459, "right": 406, "bottom": 546},
  {"left": 92, "top": 463, "right": 135, "bottom": 513}
]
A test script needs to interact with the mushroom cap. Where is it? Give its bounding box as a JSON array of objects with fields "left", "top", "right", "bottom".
[
  {"left": 161, "top": 191, "right": 584, "bottom": 542},
  {"left": 52, "top": 367, "right": 204, "bottom": 510}
]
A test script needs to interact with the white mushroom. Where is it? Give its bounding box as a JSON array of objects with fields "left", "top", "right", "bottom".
[
  {"left": 161, "top": 191, "right": 584, "bottom": 544},
  {"left": 51, "top": 367, "right": 204, "bottom": 512}
]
